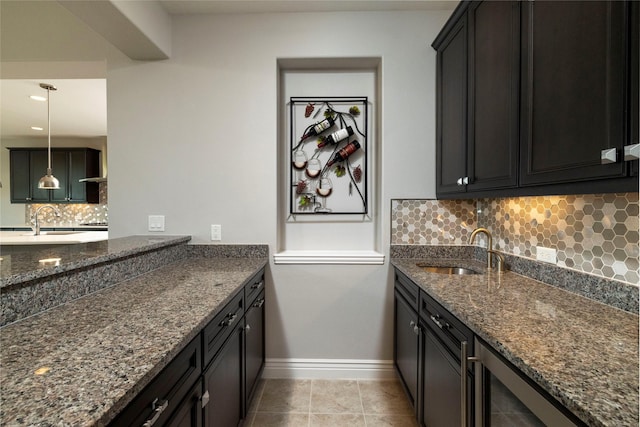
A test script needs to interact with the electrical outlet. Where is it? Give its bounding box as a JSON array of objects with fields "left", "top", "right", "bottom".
[
  {"left": 211, "top": 224, "right": 222, "bottom": 241},
  {"left": 148, "top": 215, "right": 165, "bottom": 232},
  {"left": 536, "top": 246, "right": 557, "bottom": 264}
]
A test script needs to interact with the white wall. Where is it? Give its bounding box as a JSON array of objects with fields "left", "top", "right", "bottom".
[{"left": 108, "top": 10, "right": 450, "bottom": 372}]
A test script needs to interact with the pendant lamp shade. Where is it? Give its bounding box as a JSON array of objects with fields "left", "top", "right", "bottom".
[{"left": 38, "top": 83, "right": 60, "bottom": 190}]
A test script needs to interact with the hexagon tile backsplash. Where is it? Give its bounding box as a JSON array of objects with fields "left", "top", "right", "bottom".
[{"left": 391, "top": 193, "right": 639, "bottom": 285}]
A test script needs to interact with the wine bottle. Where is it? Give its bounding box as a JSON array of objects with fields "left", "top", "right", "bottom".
[
  {"left": 326, "top": 140, "right": 361, "bottom": 167},
  {"left": 317, "top": 126, "right": 354, "bottom": 148},
  {"left": 300, "top": 117, "right": 335, "bottom": 142}
]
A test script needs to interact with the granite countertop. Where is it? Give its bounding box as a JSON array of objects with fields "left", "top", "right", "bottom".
[
  {"left": 0, "top": 235, "right": 191, "bottom": 288},
  {"left": 0, "top": 256, "right": 267, "bottom": 426},
  {"left": 391, "top": 257, "right": 639, "bottom": 427}
]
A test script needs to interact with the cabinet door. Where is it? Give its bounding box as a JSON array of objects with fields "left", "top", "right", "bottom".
[
  {"left": 9, "top": 150, "right": 31, "bottom": 202},
  {"left": 245, "top": 291, "right": 265, "bottom": 408},
  {"left": 29, "top": 150, "right": 51, "bottom": 202},
  {"left": 629, "top": 1, "right": 639, "bottom": 177},
  {"left": 467, "top": 0, "right": 519, "bottom": 192},
  {"left": 421, "top": 324, "right": 472, "bottom": 427},
  {"left": 166, "top": 381, "right": 203, "bottom": 427},
  {"left": 68, "top": 150, "right": 91, "bottom": 202},
  {"left": 520, "top": 1, "right": 628, "bottom": 185},
  {"left": 203, "top": 323, "right": 244, "bottom": 427},
  {"left": 394, "top": 290, "right": 419, "bottom": 410},
  {"left": 436, "top": 17, "right": 468, "bottom": 194},
  {"left": 50, "top": 150, "right": 70, "bottom": 202}
]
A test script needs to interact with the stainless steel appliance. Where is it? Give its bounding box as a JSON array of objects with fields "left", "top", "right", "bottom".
[{"left": 463, "top": 338, "right": 584, "bottom": 426}]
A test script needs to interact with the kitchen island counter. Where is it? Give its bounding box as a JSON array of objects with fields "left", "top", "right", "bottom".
[
  {"left": 0, "top": 235, "right": 190, "bottom": 288},
  {"left": 391, "top": 256, "right": 639, "bottom": 427},
  {"left": 0, "top": 254, "right": 267, "bottom": 426}
]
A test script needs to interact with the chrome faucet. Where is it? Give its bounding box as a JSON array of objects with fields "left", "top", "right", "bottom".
[
  {"left": 31, "top": 205, "right": 61, "bottom": 235},
  {"left": 470, "top": 227, "right": 505, "bottom": 272}
]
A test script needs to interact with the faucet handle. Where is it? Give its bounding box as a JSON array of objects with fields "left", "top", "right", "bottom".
[{"left": 487, "top": 250, "right": 506, "bottom": 273}]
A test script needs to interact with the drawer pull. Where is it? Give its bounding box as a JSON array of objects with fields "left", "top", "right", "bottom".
[
  {"left": 251, "top": 280, "right": 264, "bottom": 290},
  {"left": 253, "top": 298, "right": 265, "bottom": 308},
  {"left": 143, "top": 398, "right": 168, "bottom": 427},
  {"left": 409, "top": 320, "right": 420, "bottom": 335},
  {"left": 201, "top": 390, "right": 210, "bottom": 408},
  {"left": 221, "top": 313, "right": 238, "bottom": 327},
  {"left": 430, "top": 314, "right": 444, "bottom": 329}
]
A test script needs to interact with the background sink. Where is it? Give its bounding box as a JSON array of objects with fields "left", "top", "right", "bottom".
[
  {"left": 21, "top": 231, "right": 83, "bottom": 236},
  {"left": 417, "top": 265, "right": 481, "bottom": 275}
]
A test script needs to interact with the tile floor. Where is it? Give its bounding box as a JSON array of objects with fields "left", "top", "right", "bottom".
[{"left": 246, "top": 378, "right": 418, "bottom": 427}]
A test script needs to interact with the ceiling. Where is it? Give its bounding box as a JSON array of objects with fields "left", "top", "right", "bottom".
[
  {"left": 0, "top": 79, "right": 107, "bottom": 139},
  {"left": 0, "top": 0, "right": 456, "bottom": 139},
  {"left": 159, "top": 0, "right": 457, "bottom": 15}
]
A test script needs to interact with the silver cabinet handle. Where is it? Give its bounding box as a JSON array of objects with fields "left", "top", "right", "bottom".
[
  {"left": 245, "top": 324, "right": 251, "bottom": 333},
  {"left": 457, "top": 177, "right": 463, "bottom": 186},
  {"left": 601, "top": 148, "right": 617, "bottom": 164},
  {"left": 142, "top": 398, "right": 168, "bottom": 427},
  {"left": 457, "top": 177, "right": 469, "bottom": 185},
  {"left": 202, "top": 390, "right": 210, "bottom": 408},
  {"left": 624, "top": 143, "right": 640, "bottom": 161},
  {"left": 409, "top": 320, "right": 420, "bottom": 335},
  {"left": 251, "top": 280, "right": 264, "bottom": 290},
  {"left": 461, "top": 341, "right": 480, "bottom": 427},
  {"left": 221, "top": 313, "right": 237, "bottom": 327},
  {"left": 253, "top": 298, "right": 265, "bottom": 308},
  {"left": 430, "top": 314, "right": 444, "bottom": 329}
]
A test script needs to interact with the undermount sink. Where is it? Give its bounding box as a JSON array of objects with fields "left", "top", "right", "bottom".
[
  {"left": 21, "top": 231, "right": 83, "bottom": 236},
  {"left": 417, "top": 264, "right": 481, "bottom": 275}
]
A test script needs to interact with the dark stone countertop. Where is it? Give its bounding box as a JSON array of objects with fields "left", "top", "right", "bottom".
[
  {"left": 0, "top": 235, "right": 191, "bottom": 288},
  {"left": 391, "top": 257, "right": 639, "bottom": 427},
  {"left": 0, "top": 255, "right": 267, "bottom": 426}
]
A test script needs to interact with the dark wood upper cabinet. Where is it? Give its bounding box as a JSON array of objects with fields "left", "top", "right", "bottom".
[
  {"left": 629, "top": 0, "right": 639, "bottom": 177},
  {"left": 434, "top": 1, "right": 520, "bottom": 196},
  {"left": 8, "top": 148, "right": 101, "bottom": 204},
  {"left": 520, "top": 0, "right": 629, "bottom": 185},
  {"left": 433, "top": 0, "right": 639, "bottom": 199},
  {"left": 467, "top": 0, "right": 520, "bottom": 192},
  {"left": 435, "top": 16, "right": 468, "bottom": 195}
]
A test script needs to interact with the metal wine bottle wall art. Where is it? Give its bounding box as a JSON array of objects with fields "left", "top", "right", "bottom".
[{"left": 289, "top": 97, "right": 368, "bottom": 216}]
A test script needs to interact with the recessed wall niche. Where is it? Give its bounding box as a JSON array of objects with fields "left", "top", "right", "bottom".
[{"left": 275, "top": 58, "right": 383, "bottom": 264}]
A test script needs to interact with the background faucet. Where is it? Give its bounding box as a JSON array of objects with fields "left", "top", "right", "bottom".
[
  {"left": 31, "top": 205, "right": 61, "bottom": 235},
  {"left": 470, "top": 227, "right": 493, "bottom": 269}
]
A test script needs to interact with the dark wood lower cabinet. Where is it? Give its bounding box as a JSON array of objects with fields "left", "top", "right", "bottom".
[
  {"left": 245, "top": 290, "right": 265, "bottom": 406},
  {"left": 421, "top": 322, "right": 472, "bottom": 427},
  {"left": 166, "top": 382, "right": 203, "bottom": 427},
  {"left": 109, "top": 336, "right": 202, "bottom": 427},
  {"left": 394, "top": 290, "right": 419, "bottom": 411},
  {"left": 109, "top": 269, "right": 266, "bottom": 427},
  {"left": 203, "top": 324, "right": 245, "bottom": 427}
]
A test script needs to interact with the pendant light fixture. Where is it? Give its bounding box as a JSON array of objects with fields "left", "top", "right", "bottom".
[{"left": 38, "top": 83, "right": 60, "bottom": 190}]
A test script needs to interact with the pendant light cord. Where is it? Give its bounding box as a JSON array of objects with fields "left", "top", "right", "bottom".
[{"left": 47, "top": 86, "right": 51, "bottom": 171}]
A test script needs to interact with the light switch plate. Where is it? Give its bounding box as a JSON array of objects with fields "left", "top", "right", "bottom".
[
  {"left": 211, "top": 224, "right": 222, "bottom": 241},
  {"left": 148, "top": 215, "right": 165, "bottom": 232},
  {"left": 536, "top": 246, "right": 557, "bottom": 264}
]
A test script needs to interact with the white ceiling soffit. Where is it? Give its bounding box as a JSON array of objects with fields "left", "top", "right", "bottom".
[
  {"left": 160, "top": 0, "right": 458, "bottom": 15},
  {"left": 58, "top": 0, "right": 172, "bottom": 60},
  {"left": 0, "top": 79, "right": 107, "bottom": 139}
]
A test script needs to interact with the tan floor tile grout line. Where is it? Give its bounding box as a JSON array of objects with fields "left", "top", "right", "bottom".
[
  {"left": 308, "top": 379, "right": 313, "bottom": 427},
  {"left": 357, "top": 380, "right": 369, "bottom": 427}
]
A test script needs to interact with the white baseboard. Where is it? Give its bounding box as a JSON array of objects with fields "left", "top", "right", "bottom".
[{"left": 262, "top": 358, "right": 397, "bottom": 380}]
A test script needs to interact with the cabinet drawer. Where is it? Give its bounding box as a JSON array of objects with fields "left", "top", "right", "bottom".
[
  {"left": 203, "top": 290, "right": 244, "bottom": 369},
  {"left": 395, "top": 271, "right": 420, "bottom": 310},
  {"left": 110, "top": 335, "right": 201, "bottom": 427},
  {"left": 419, "top": 291, "right": 473, "bottom": 365},
  {"left": 245, "top": 271, "right": 265, "bottom": 307}
]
